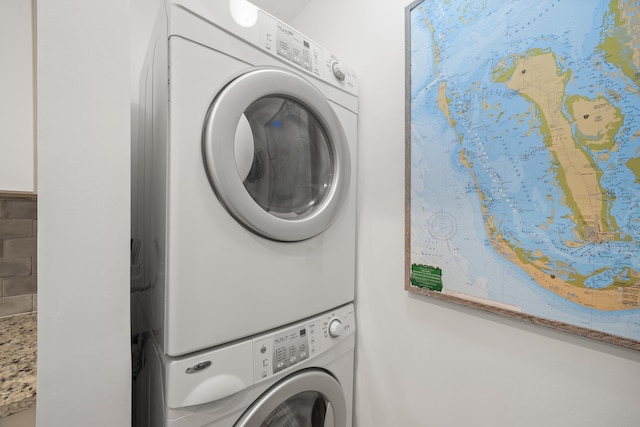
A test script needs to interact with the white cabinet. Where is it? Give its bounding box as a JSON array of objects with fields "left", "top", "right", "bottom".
[{"left": 0, "top": 0, "right": 36, "bottom": 193}]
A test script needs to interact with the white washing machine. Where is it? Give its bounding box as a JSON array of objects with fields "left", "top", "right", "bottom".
[
  {"left": 132, "top": 0, "right": 358, "bottom": 357},
  {"left": 137, "top": 303, "right": 355, "bottom": 426}
]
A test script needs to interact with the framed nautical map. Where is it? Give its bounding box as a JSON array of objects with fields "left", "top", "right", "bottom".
[{"left": 405, "top": 0, "right": 640, "bottom": 351}]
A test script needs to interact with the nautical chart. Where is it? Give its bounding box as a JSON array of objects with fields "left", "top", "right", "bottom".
[{"left": 407, "top": 0, "right": 640, "bottom": 347}]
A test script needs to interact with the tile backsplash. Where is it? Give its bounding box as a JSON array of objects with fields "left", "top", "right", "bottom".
[{"left": 0, "top": 194, "right": 37, "bottom": 318}]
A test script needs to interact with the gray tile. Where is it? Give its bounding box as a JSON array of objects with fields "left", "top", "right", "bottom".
[
  {"left": 0, "top": 295, "right": 34, "bottom": 317},
  {"left": 0, "top": 220, "right": 33, "bottom": 239},
  {"left": 3, "top": 276, "right": 37, "bottom": 296},
  {"left": 4, "top": 238, "right": 36, "bottom": 258},
  {"left": 1, "top": 199, "right": 37, "bottom": 220},
  {"left": 0, "top": 259, "right": 31, "bottom": 277}
]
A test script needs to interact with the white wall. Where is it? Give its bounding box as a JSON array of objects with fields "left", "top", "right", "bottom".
[
  {"left": 292, "top": 1, "right": 640, "bottom": 426},
  {"left": 0, "top": 0, "right": 35, "bottom": 193},
  {"left": 36, "top": 1, "right": 131, "bottom": 426}
]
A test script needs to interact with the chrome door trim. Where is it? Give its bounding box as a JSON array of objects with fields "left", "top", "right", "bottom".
[
  {"left": 234, "top": 369, "right": 347, "bottom": 427},
  {"left": 202, "top": 67, "right": 351, "bottom": 242}
]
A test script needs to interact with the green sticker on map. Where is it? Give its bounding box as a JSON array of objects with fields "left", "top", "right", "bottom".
[{"left": 410, "top": 264, "right": 443, "bottom": 292}]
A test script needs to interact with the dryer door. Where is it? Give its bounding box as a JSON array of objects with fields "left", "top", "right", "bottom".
[
  {"left": 203, "top": 67, "right": 350, "bottom": 242},
  {"left": 235, "top": 369, "right": 347, "bottom": 427}
]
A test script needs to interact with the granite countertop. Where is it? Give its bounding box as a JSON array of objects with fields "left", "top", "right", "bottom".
[{"left": 0, "top": 312, "right": 37, "bottom": 418}]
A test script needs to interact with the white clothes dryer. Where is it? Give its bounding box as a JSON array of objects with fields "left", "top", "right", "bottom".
[
  {"left": 137, "top": 304, "right": 355, "bottom": 427},
  {"left": 132, "top": 0, "right": 358, "bottom": 357}
]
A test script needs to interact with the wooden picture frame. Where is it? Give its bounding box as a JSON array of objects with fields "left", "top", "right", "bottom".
[{"left": 405, "top": 0, "right": 640, "bottom": 352}]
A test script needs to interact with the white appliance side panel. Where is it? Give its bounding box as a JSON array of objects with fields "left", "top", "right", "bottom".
[
  {"left": 165, "top": 37, "right": 356, "bottom": 356},
  {"left": 139, "top": 2, "right": 170, "bottom": 350}
]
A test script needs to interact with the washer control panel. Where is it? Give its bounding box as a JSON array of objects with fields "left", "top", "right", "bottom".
[
  {"left": 253, "top": 304, "right": 355, "bottom": 382},
  {"left": 257, "top": 11, "right": 357, "bottom": 93}
]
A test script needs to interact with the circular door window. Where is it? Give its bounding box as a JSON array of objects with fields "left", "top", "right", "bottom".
[
  {"left": 234, "top": 369, "right": 347, "bottom": 427},
  {"left": 203, "top": 68, "right": 351, "bottom": 242}
]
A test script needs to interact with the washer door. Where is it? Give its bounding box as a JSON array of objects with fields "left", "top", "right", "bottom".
[
  {"left": 203, "top": 67, "right": 351, "bottom": 242},
  {"left": 235, "top": 370, "right": 347, "bottom": 427}
]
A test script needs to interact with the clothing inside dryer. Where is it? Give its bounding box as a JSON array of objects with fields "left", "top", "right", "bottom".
[
  {"left": 261, "top": 391, "right": 329, "bottom": 427},
  {"left": 239, "top": 96, "right": 334, "bottom": 219}
]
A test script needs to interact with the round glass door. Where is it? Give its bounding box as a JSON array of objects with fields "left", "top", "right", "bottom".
[
  {"left": 203, "top": 68, "right": 350, "bottom": 242},
  {"left": 234, "top": 370, "right": 347, "bottom": 427},
  {"left": 261, "top": 390, "right": 330, "bottom": 426},
  {"left": 240, "top": 96, "right": 333, "bottom": 219}
]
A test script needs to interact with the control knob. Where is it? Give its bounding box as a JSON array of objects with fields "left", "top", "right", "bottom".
[
  {"left": 328, "top": 318, "right": 343, "bottom": 338},
  {"left": 331, "top": 61, "right": 346, "bottom": 81}
]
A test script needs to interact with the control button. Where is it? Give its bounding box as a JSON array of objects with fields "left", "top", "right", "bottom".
[
  {"left": 277, "top": 362, "right": 284, "bottom": 369},
  {"left": 328, "top": 318, "right": 343, "bottom": 338},
  {"left": 331, "top": 62, "right": 346, "bottom": 81},
  {"left": 290, "top": 357, "right": 297, "bottom": 363}
]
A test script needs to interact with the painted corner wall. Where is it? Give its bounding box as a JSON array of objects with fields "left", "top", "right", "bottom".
[
  {"left": 0, "top": 0, "right": 36, "bottom": 193},
  {"left": 36, "top": 1, "right": 131, "bottom": 426},
  {"left": 291, "top": 1, "right": 640, "bottom": 426}
]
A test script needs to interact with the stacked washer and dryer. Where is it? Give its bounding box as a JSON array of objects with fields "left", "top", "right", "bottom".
[{"left": 131, "top": 0, "right": 358, "bottom": 425}]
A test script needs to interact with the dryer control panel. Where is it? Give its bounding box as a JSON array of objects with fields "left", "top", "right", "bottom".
[
  {"left": 257, "top": 11, "right": 358, "bottom": 94},
  {"left": 252, "top": 303, "right": 355, "bottom": 382}
]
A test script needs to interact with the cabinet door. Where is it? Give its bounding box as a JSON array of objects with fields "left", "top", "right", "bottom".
[{"left": 0, "top": 0, "right": 35, "bottom": 193}]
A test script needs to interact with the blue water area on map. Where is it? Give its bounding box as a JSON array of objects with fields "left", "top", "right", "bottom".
[{"left": 409, "top": 0, "right": 640, "bottom": 340}]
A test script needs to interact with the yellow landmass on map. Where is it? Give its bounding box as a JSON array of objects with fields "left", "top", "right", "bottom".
[
  {"left": 505, "top": 51, "right": 618, "bottom": 243},
  {"left": 483, "top": 210, "right": 640, "bottom": 311},
  {"left": 490, "top": 50, "right": 638, "bottom": 311},
  {"left": 567, "top": 95, "right": 623, "bottom": 151},
  {"left": 438, "top": 81, "right": 451, "bottom": 123},
  {"left": 627, "top": 157, "right": 640, "bottom": 183}
]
